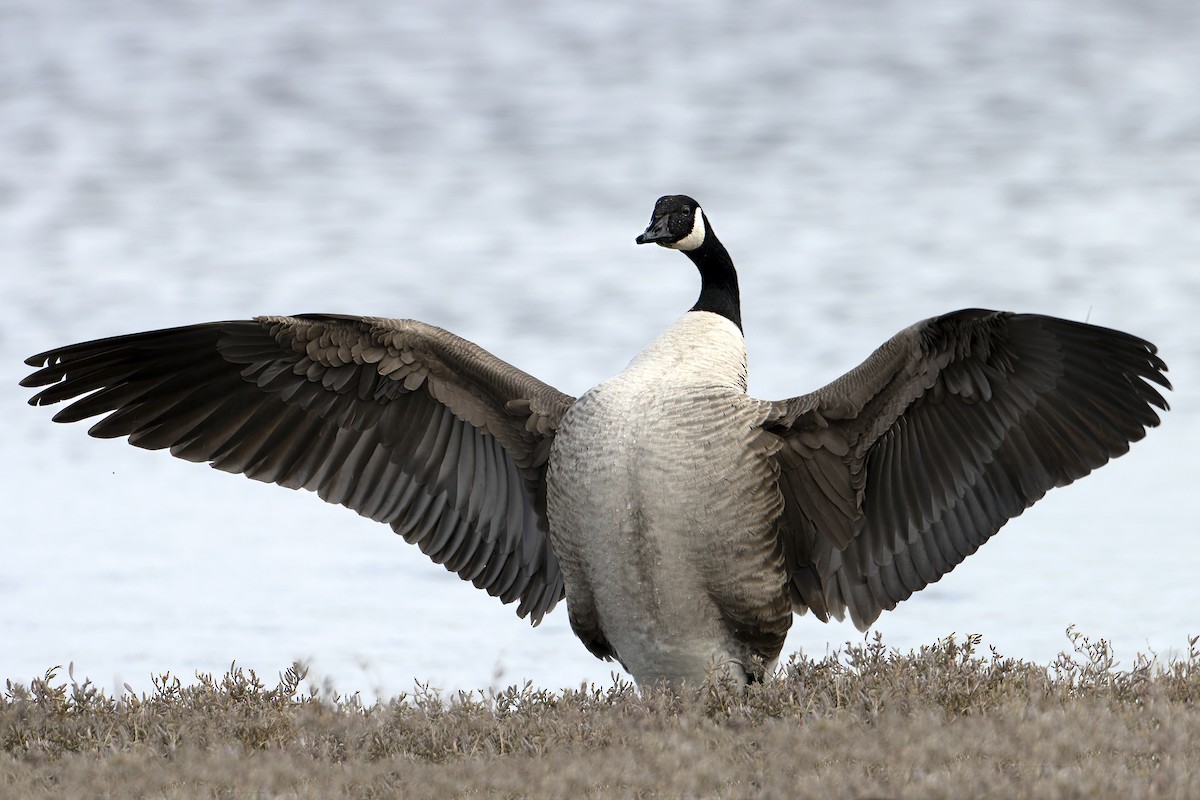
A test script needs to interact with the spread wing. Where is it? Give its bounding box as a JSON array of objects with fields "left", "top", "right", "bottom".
[
  {"left": 22, "top": 313, "right": 576, "bottom": 622},
  {"left": 765, "top": 309, "right": 1169, "bottom": 629}
]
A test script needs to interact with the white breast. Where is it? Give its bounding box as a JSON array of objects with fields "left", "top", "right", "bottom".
[{"left": 619, "top": 311, "right": 747, "bottom": 390}]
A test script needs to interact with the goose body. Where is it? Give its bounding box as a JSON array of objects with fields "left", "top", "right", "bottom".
[
  {"left": 21, "top": 195, "right": 1170, "bottom": 688},
  {"left": 547, "top": 312, "right": 789, "bottom": 683}
]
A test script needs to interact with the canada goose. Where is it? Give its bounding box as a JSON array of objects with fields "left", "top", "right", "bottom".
[{"left": 22, "top": 195, "right": 1169, "bottom": 687}]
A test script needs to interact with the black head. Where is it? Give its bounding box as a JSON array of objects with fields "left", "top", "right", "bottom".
[
  {"left": 634, "top": 194, "right": 742, "bottom": 330},
  {"left": 635, "top": 194, "right": 707, "bottom": 251}
]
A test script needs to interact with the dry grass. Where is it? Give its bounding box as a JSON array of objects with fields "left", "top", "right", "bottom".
[{"left": 3, "top": 629, "right": 1197, "bottom": 799}]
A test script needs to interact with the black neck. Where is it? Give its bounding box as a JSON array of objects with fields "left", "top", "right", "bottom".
[{"left": 686, "top": 226, "right": 742, "bottom": 331}]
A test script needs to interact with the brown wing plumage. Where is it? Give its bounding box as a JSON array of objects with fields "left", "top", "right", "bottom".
[
  {"left": 22, "top": 313, "right": 576, "bottom": 622},
  {"left": 767, "top": 309, "right": 1170, "bottom": 629}
]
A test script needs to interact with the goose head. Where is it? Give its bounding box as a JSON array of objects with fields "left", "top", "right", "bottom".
[
  {"left": 635, "top": 194, "right": 708, "bottom": 251},
  {"left": 635, "top": 194, "right": 742, "bottom": 331}
]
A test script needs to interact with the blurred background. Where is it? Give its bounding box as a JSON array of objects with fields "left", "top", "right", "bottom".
[{"left": 2, "top": 0, "right": 1197, "bottom": 698}]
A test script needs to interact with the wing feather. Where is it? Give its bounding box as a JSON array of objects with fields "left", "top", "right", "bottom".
[
  {"left": 768, "top": 309, "right": 1168, "bottom": 629},
  {"left": 23, "top": 314, "right": 576, "bottom": 623}
]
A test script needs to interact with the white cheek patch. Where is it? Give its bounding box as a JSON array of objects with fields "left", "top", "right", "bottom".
[{"left": 665, "top": 207, "right": 706, "bottom": 251}]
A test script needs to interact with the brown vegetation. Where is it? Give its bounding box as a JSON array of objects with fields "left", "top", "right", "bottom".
[{"left": 3, "top": 630, "right": 1197, "bottom": 799}]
